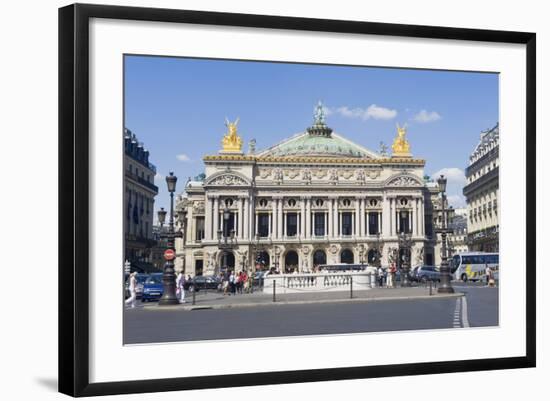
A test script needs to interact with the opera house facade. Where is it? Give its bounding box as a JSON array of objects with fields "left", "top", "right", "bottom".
[{"left": 175, "top": 104, "right": 438, "bottom": 275}]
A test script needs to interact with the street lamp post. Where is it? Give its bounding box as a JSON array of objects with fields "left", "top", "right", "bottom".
[
  {"left": 398, "top": 232, "right": 413, "bottom": 287},
  {"left": 437, "top": 174, "right": 455, "bottom": 294},
  {"left": 158, "top": 172, "right": 183, "bottom": 306}
]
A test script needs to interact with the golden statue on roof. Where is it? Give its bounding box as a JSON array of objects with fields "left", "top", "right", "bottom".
[
  {"left": 220, "top": 117, "right": 243, "bottom": 153},
  {"left": 391, "top": 123, "right": 412, "bottom": 158}
]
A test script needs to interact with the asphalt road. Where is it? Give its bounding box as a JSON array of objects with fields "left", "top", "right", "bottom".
[{"left": 124, "top": 283, "right": 498, "bottom": 344}]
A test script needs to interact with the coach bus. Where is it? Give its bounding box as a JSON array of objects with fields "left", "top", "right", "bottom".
[{"left": 450, "top": 252, "right": 499, "bottom": 282}]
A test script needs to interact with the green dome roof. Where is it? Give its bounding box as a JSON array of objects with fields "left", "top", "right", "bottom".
[
  {"left": 256, "top": 102, "right": 380, "bottom": 159},
  {"left": 258, "top": 131, "right": 379, "bottom": 159}
]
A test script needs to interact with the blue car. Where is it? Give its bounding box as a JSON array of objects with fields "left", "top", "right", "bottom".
[{"left": 141, "top": 273, "right": 164, "bottom": 302}]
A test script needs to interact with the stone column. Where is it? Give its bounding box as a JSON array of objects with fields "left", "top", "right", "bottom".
[
  {"left": 249, "top": 195, "right": 255, "bottom": 240},
  {"left": 300, "top": 197, "right": 306, "bottom": 238},
  {"left": 324, "top": 212, "right": 328, "bottom": 237},
  {"left": 378, "top": 211, "right": 382, "bottom": 235},
  {"left": 243, "top": 197, "right": 249, "bottom": 239},
  {"left": 339, "top": 210, "right": 342, "bottom": 237},
  {"left": 420, "top": 196, "right": 425, "bottom": 236},
  {"left": 283, "top": 211, "right": 287, "bottom": 238},
  {"left": 360, "top": 198, "right": 366, "bottom": 237},
  {"left": 255, "top": 212, "right": 259, "bottom": 236},
  {"left": 213, "top": 197, "right": 219, "bottom": 237},
  {"left": 271, "top": 198, "right": 277, "bottom": 238},
  {"left": 205, "top": 196, "right": 212, "bottom": 240},
  {"left": 388, "top": 198, "right": 395, "bottom": 236},
  {"left": 237, "top": 198, "right": 243, "bottom": 239},
  {"left": 353, "top": 198, "right": 363, "bottom": 237},
  {"left": 278, "top": 198, "right": 283, "bottom": 239},
  {"left": 305, "top": 197, "right": 311, "bottom": 238},
  {"left": 328, "top": 198, "right": 333, "bottom": 238}
]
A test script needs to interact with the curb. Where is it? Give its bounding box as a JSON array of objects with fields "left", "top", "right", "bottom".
[{"left": 143, "top": 292, "right": 464, "bottom": 311}]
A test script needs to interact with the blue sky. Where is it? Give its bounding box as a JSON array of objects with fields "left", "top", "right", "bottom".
[{"left": 124, "top": 55, "right": 499, "bottom": 217}]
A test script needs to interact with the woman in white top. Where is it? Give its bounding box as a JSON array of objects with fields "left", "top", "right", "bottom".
[
  {"left": 176, "top": 271, "right": 186, "bottom": 303},
  {"left": 125, "top": 272, "right": 137, "bottom": 308}
]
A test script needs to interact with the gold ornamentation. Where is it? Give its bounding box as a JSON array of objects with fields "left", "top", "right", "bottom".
[
  {"left": 391, "top": 123, "right": 412, "bottom": 158},
  {"left": 221, "top": 118, "right": 243, "bottom": 153},
  {"left": 202, "top": 154, "right": 425, "bottom": 165}
]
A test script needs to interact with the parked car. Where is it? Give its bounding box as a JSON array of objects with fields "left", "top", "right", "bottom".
[
  {"left": 124, "top": 273, "right": 148, "bottom": 299},
  {"left": 184, "top": 275, "right": 221, "bottom": 292},
  {"left": 412, "top": 265, "right": 440, "bottom": 282},
  {"left": 141, "top": 273, "right": 164, "bottom": 302}
]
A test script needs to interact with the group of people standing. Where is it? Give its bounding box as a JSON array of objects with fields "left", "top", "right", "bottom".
[{"left": 221, "top": 270, "right": 251, "bottom": 295}]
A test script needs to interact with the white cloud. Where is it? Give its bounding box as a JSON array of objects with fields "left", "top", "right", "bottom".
[
  {"left": 413, "top": 109, "right": 442, "bottom": 123},
  {"left": 431, "top": 167, "right": 467, "bottom": 186},
  {"left": 447, "top": 195, "right": 467, "bottom": 208},
  {"left": 331, "top": 104, "right": 397, "bottom": 121},
  {"left": 431, "top": 167, "right": 467, "bottom": 209},
  {"left": 154, "top": 173, "right": 164, "bottom": 183},
  {"left": 176, "top": 153, "right": 191, "bottom": 162}
]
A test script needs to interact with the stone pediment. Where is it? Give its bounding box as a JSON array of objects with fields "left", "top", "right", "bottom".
[
  {"left": 204, "top": 171, "right": 251, "bottom": 187},
  {"left": 385, "top": 174, "right": 423, "bottom": 187}
]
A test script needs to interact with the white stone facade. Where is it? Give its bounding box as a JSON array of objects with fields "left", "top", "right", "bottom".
[{"left": 175, "top": 115, "right": 436, "bottom": 275}]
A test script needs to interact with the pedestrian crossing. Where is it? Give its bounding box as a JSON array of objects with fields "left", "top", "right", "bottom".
[{"left": 452, "top": 296, "right": 470, "bottom": 328}]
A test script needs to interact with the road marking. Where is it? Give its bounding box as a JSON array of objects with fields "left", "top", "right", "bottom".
[
  {"left": 453, "top": 298, "right": 462, "bottom": 328},
  {"left": 461, "top": 295, "right": 470, "bottom": 328}
]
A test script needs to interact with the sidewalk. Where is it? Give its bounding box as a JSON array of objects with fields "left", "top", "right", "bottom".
[{"left": 144, "top": 285, "right": 463, "bottom": 311}]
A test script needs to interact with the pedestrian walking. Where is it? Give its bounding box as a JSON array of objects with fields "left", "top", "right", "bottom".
[
  {"left": 485, "top": 264, "right": 493, "bottom": 287},
  {"left": 229, "top": 271, "right": 236, "bottom": 295},
  {"left": 387, "top": 263, "right": 396, "bottom": 288},
  {"left": 240, "top": 271, "right": 248, "bottom": 293},
  {"left": 377, "top": 266, "right": 384, "bottom": 287},
  {"left": 125, "top": 272, "right": 138, "bottom": 308},
  {"left": 176, "top": 271, "right": 186, "bottom": 303},
  {"left": 222, "top": 270, "right": 229, "bottom": 295}
]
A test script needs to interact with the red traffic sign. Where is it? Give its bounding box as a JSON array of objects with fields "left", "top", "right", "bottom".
[{"left": 164, "top": 249, "right": 176, "bottom": 261}]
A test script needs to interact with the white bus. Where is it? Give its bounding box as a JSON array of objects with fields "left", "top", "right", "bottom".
[{"left": 450, "top": 252, "right": 499, "bottom": 282}]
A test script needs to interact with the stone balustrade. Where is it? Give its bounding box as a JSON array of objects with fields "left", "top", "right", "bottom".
[{"left": 262, "top": 272, "right": 376, "bottom": 294}]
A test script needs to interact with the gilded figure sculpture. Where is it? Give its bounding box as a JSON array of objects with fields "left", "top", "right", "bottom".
[
  {"left": 221, "top": 117, "right": 243, "bottom": 153},
  {"left": 391, "top": 123, "right": 412, "bottom": 157}
]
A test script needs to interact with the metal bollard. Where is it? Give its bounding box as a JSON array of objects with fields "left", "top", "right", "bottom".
[
  {"left": 273, "top": 279, "right": 276, "bottom": 302},
  {"left": 350, "top": 276, "right": 353, "bottom": 299},
  {"left": 192, "top": 279, "right": 196, "bottom": 305},
  {"left": 429, "top": 279, "right": 432, "bottom": 296}
]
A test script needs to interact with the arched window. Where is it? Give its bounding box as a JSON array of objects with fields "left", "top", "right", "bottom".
[
  {"left": 259, "top": 199, "right": 268, "bottom": 207},
  {"left": 288, "top": 198, "right": 297, "bottom": 207},
  {"left": 341, "top": 249, "right": 354, "bottom": 264},
  {"left": 255, "top": 251, "right": 270, "bottom": 269},
  {"left": 225, "top": 198, "right": 234, "bottom": 207},
  {"left": 315, "top": 199, "right": 324, "bottom": 207},
  {"left": 343, "top": 198, "right": 351, "bottom": 207},
  {"left": 313, "top": 250, "right": 327, "bottom": 266}
]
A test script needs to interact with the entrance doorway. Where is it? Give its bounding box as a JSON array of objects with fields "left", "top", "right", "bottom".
[
  {"left": 284, "top": 250, "right": 299, "bottom": 273},
  {"left": 195, "top": 259, "right": 203, "bottom": 276}
]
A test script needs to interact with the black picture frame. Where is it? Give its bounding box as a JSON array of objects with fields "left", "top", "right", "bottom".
[{"left": 59, "top": 3, "right": 536, "bottom": 397}]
